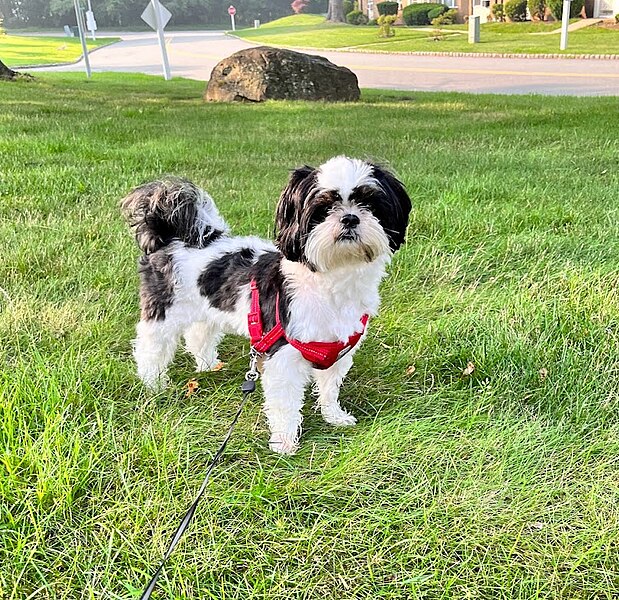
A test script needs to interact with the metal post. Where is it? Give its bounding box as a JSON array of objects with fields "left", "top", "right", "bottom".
[
  {"left": 73, "top": 0, "right": 91, "bottom": 78},
  {"left": 151, "top": 0, "right": 171, "bottom": 80},
  {"left": 560, "top": 0, "right": 571, "bottom": 50},
  {"left": 230, "top": 13, "right": 236, "bottom": 31}
]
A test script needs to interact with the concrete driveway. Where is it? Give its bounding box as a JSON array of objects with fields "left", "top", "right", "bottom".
[{"left": 28, "top": 30, "right": 619, "bottom": 96}]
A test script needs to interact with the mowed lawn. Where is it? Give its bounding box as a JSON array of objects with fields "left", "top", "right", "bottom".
[
  {"left": 2, "top": 73, "right": 619, "bottom": 599},
  {"left": 236, "top": 14, "right": 619, "bottom": 55},
  {"left": 0, "top": 34, "right": 117, "bottom": 67}
]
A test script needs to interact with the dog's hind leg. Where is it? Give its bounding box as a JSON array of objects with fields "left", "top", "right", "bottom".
[
  {"left": 184, "top": 321, "right": 224, "bottom": 372},
  {"left": 134, "top": 319, "right": 181, "bottom": 391},
  {"left": 313, "top": 354, "right": 357, "bottom": 427}
]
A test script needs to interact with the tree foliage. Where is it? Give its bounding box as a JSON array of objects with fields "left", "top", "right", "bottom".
[{"left": 0, "top": 0, "right": 327, "bottom": 28}]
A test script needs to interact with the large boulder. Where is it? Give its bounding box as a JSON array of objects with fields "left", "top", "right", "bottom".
[{"left": 204, "top": 46, "right": 360, "bottom": 103}]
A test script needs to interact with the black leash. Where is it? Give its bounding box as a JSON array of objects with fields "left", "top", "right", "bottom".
[{"left": 139, "top": 354, "right": 260, "bottom": 600}]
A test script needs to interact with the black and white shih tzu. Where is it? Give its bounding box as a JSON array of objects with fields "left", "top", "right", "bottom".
[{"left": 122, "top": 156, "right": 411, "bottom": 454}]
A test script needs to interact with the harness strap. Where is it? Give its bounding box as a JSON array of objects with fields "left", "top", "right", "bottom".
[{"left": 248, "top": 279, "right": 369, "bottom": 369}]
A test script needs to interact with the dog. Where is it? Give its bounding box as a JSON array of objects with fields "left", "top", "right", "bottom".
[{"left": 121, "top": 156, "right": 411, "bottom": 454}]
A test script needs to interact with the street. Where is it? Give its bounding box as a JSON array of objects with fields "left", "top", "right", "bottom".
[{"left": 28, "top": 30, "right": 619, "bottom": 95}]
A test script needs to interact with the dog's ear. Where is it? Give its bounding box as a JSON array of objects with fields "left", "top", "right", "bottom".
[
  {"left": 371, "top": 164, "right": 411, "bottom": 251},
  {"left": 276, "top": 165, "right": 315, "bottom": 262}
]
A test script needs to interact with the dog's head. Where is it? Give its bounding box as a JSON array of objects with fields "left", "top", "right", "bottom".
[{"left": 275, "top": 156, "right": 411, "bottom": 272}]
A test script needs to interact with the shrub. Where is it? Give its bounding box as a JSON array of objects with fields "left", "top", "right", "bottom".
[
  {"left": 491, "top": 3, "right": 505, "bottom": 20},
  {"left": 504, "top": 0, "right": 527, "bottom": 21},
  {"left": 377, "top": 13, "right": 397, "bottom": 36},
  {"left": 291, "top": 0, "right": 309, "bottom": 14},
  {"left": 547, "top": 0, "right": 584, "bottom": 19},
  {"left": 431, "top": 7, "right": 458, "bottom": 25},
  {"left": 528, "top": 0, "right": 546, "bottom": 19},
  {"left": 368, "top": 18, "right": 378, "bottom": 25},
  {"left": 377, "top": 1, "right": 399, "bottom": 15},
  {"left": 346, "top": 9, "right": 369, "bottom": 24},
  {"left": 343, "top": 0, "right": 355, "bottom": 15},
  {"left": 402, "top": 2, "right": 447, "bottom": 25},
  {"left": 615, "top": 13, "right": 619, "bottom": 22},
  {"left": 428, "top": 5, "right": 448, "bottom": 19}
]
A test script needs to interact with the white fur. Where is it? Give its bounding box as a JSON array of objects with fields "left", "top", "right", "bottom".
[
  {"left": 131, "top": 157, "right": 408, "bottom": 454},
  {"left": 316, "top": 156, "right": 377, "bottom": 201}
]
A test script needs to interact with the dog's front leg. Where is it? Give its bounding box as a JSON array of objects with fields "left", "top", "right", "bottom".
[
  {"left": 313, "top": 353, "right": 357, "bottom": 427},
  {"left": 260, "top": 345, "right": 313, "bottom": 455}
]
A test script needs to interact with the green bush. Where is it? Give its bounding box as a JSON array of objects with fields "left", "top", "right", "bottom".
[
  {"left": 428, "top": 4, "right": 448, "bottom": 19},
  {"left": 402, "top": 2, "right": 447, "bottom": 25},
  {"left": 343, "top": 0, "right": 355, "bottom": 16},
  {"left": 527, "top": 0, "right": 546, "bottom": 19},
  {"left": 616, "top": 13, "right": 619, "bottom": 22},
  {"left": 431, "top": 7, "right": 458, "bottom": 25},
  {"left": 547, "top": 0, "right": 584, "bottom": 18},
  {"left": 377, "top": 1, "right": 399, "bottom": 15},
  {"left": 346, "top": 9, "right": 369, "bottom": 24},
  {"left": 504, "top": 0, "right": 527, "bottom": 21},
  {"left": 491, "top": 3, "right": 505, "bottom": 20},
  {"left": 377, "top": 13, "right": 397, "bottom": 36}
]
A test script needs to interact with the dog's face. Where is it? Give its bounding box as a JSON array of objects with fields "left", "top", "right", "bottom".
[{"left": 276, "top": 156, "right": 411, "bottom": 272}]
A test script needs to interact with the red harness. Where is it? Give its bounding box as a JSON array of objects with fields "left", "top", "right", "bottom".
[{"left": 248, "top": 279, "right": 369, "bottom": 370}]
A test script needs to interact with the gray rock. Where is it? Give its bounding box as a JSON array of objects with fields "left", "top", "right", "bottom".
[{"left": 205, "top": 46, "right": 360, "bottom": 103}]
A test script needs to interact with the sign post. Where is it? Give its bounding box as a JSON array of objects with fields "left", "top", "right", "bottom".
[
  {"left": 86, "top": 0, "right": 97, "bottom": 40},
  {"left": 141, "top": 0, "right": 172, "bottom": 80},
  {"left": 468, "top": 15, "right": 480, "bottom": 43},
  {"left": 228, "top": 5, "right": 236, "bottom": 31},
  {"left": 560, "top": 0, "right": 571, "bottom": 50},
  {"left": 73, "top": 0, "right": 91, "bottom": 78}
]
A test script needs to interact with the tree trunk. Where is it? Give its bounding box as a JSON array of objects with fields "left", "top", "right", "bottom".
[{"left": 327, "top": 0, "right": 345, "bottom": 22}]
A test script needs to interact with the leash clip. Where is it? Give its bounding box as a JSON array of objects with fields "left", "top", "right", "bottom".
[{"left": 245, "top": 347, "right": 261, "bottom": 382}]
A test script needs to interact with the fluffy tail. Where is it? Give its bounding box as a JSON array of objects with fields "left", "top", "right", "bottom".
[{"left": 120, "top": 177, "right": 229, "bottom": 254}]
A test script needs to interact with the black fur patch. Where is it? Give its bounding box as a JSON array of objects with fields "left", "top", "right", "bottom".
[
  {"left": 198, "top": 248, "right": 257, "bottom": 311},
  {"left": 198, "top": 249, "right": 290, "bottom": 354},
  {"left": 138, "top": 249, "right": 176, "bottom": 321}
]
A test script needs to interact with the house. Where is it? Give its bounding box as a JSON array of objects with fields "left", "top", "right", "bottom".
[
  {"left": 593, "top": 0, "right": 618, "bottom": 17},
  {"left": 358, "top": 0, "right": 501, "bottom": 24},
  {"left": 358, "top": 0, "right": 615, "bottom": 23}
]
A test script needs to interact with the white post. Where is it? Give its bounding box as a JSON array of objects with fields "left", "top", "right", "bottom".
[
  {"left": 151, "top": 0, "right": 171, "bottom": 80},
  {"left": 560, "top": 0, "right": 571, "bottom": 50},
  {"left": 468, "top": 15, "right": 480, "bottom": 43},
  {"left": 73, "top": 0, "right": 91, "bottom": 78},
  {"left": 230, "top": 13, "right": 236, "bottom": 31}
]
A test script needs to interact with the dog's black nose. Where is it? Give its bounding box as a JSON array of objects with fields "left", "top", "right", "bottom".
[{"left": 340, "top": 213, "right": 360, "bottom": 228}]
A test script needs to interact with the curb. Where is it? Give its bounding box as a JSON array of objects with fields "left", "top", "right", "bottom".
[
  {"left": 15, "top": 38, "right": 121, "bottom": 71},
  {"left": 226, "top": 33, "right": 619, "bottom": 61}
]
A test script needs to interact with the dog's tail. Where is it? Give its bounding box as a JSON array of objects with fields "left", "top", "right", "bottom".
[{"left": 120, "top": 177, "right": 229, "bottom": 254}]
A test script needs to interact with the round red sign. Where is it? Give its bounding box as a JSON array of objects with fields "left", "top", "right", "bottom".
[{"left": 228, "top": 5, "right": 236, "bottom": 15}]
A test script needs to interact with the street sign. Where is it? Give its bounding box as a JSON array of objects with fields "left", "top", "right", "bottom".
[
  {"left": 141, "top": 1, "right": 172, "bottom": 30},
  {"left": 228, "top": 5, "right": 236, "bottom": 15},
  {"left": 141, "top": 0, "right": 172, "bottom": 80}
]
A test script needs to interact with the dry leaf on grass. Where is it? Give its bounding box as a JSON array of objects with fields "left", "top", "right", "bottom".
[
  {"left": 539, "top": 368, "right": 548, "bottom": 380},
  {"left": 211, "top": 361, "right": 225, "bottom": 372},
  {"left": 406, "top": 365, "right": 416, "bottom": 376},
  {"left": 462, "top": 361, "right": 475, "bottom": 376},
  {"left": 185, "top": 378, "right": 200, "bottom": 397}
]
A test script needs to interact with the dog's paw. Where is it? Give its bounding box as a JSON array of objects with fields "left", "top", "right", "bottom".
[
  {"left": 141, "top": 372, "right": 169, "bottom": 393},
  {"left": 268, "top": 433, "right": 299, "bottom": 455},
  {"left": 321, "top": 408, "right": 357, "bottom": 427}
]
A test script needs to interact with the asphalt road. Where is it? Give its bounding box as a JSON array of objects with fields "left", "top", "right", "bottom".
[{"left": 28, "top": 30, "right": 619, "bottom": 96}]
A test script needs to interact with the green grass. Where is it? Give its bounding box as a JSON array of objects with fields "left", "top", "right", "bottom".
[
  {"left": 236, "top": 15, "right": 619, "bottom": 55},
  {"left": 2, "top": 72, "right": 619, "bottom": 599},
  {"left": 0, "top": 34, "right": 118, "bottom": 67}
]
